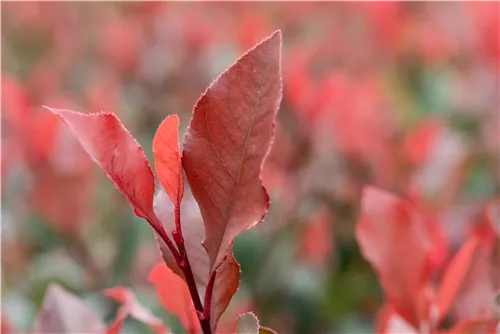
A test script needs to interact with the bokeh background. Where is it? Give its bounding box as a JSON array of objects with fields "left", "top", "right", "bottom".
[{"left": 1, "top": 2, "right": 499, "bottom": 333}]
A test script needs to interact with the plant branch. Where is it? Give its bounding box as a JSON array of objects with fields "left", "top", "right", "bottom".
[{"left": 165, "top": 207, "right": 212, "bottom": 334}]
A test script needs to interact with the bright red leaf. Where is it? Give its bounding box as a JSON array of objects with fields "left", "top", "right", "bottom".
[
  {"left": 182, "top": 30, "right": 282, "bottom": 271},
  {"left": 436, "top": 234, "right": 480, "bottom": 323},
  {"left": 153, "top": 115, "right": 184, "bottom": 208},
  {"left": 149, "top": 263, "right": 200, "bottom": 334},
  {"left": 355, "top": 186, "right": 433, "bottom": 328}
]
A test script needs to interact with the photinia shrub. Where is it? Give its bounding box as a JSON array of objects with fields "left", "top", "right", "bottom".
[
  {"left": 356, "top": 186, "right": 499, "bottom": 334},
  {"left": 39, "top": 30, "right": 282, "bottom": 334}
]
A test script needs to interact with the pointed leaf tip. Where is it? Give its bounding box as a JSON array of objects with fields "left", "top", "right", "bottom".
[{"left": 50, "top": 108, "right": 161, "bottom": 230}]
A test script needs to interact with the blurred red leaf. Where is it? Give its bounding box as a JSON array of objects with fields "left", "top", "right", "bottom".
[
  {"left": 182, "top": 30, "right": 282, "bottom": 271},
  {"left": 451, "top": 214, "right": 498, "bottom": 322},
  {"left": 153, "top": 115, "right": 184, "bottom": 209},
  {"left": 438, "top": 318, "right": 498, "bottom": 334},
  {"left": 46, "top": 108, "right": 162, "bottom": 231},
  {"left": 149, "top": 263, "right": 200, "bottom": 334},
  {"left": 355, "top": 186, "right": 433, "bottom": 328},
  {"left": 298, "top": 206, "right": 333, "bottom": 266},
  {"left": 33, "top": 284, "right": 105, "bottom": 334},
  {"left": 436, "top": 234, "right": 479, "bottom": 323},
  {"left": 104, "top": 287, "right": 167, "bottom": 334}
]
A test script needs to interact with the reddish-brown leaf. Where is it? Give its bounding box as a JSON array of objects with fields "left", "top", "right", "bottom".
[
  {"left": 45, "top": 108, "right": 162, "bottom": 230},
  {"left": 104, "top": 287, "right": 168, "bottom": 334},
  {"left": 33, "top": 284, "right": 105, "bottom": 334},
  {"left": 182, "top": 30, "right": 282, "bottom": 271},
  {"left": 355, "top": 186, "right": 433, "bottom": 328},
  {"left": 149, "top": 263, "right": 200, "bottom": 334},
  {"left": 436, "top": 234, "right": 480, "bottom": 323},
  {"left": 210, "top": 248, "right": 240, "bottom": 331},
  {"left": 153, "top": 115, "right": 184, "bottom": 208}
]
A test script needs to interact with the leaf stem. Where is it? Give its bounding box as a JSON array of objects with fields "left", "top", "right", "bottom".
[{"left": 172, "top": 207, "right": 212, "bottom": 334}]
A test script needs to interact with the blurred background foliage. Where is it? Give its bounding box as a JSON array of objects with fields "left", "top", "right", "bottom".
[{"left": 1, "top": 2, "right": 498, "bottom": 333}]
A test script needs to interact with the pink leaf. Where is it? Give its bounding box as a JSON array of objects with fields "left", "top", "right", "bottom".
[
  {"left": 33, "top": 284, "right": 105, "bottom": 334},
  {"left": 182, "top": 30, "right": 282, "bottom": 272},
  {"left": 148, "top": 263, "right": 200, "bottom": 334},
  {"left": 355, "top": 186, "right": 433, "bottom": 328},
  {"left": 104, "top": 287, "right": 167, "bottom": 334},
  {"left": 153, "top": 115, "right": 184, "bottom": 208},
  {"left": 45, "top": 108, "right": 162, "bottom": 231}
]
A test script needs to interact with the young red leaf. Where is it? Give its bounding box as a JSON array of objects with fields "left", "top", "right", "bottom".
[
  {"left": 355, "top": 186, "right": 433, "bottom": 328},
  {"left": 104, "top": 287, "right": 168, "bottom": 334},
  {"left": 435, "top": 234, "right": 479, "bottom": 323},
  {"left": 182, "top": 30, "right": 282, "bottom": 271},
  {"left": 45, "top": 108, "right": 162, "bottom": 231},
  {"left": 148, "top": 263, "right": 200, "bottom": 334},
  {"left": 210, "top": 248, "right": 240, "bottom": 332},
  {"left": 153, "top": 115, "right": 184, "bottom": 208},
  {"left": 33, "top": 284, "right": 105, "bottom": 334}
]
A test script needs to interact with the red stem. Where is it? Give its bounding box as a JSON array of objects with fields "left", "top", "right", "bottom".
[
  {"left": 171, "top": 206, "right": 212, "bottom": 334},
  {"left": 203, "top": 271, "right": 217, "bottom": 321}
]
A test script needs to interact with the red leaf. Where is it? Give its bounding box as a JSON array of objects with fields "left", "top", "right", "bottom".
[
  {"left": 153, "top": 115, "right": 184, "bottom": 208},
  {"left": 374, "top": 305, "right": 417, "bottom": 334},
  {"left": 33, "top": 284, "right": 105, "bottom": 334},
  {"left": 451, "top": 218, "right": 498, "bottom": 322},
  {"left": 182, "top": 30, "right": 282, "bottom": 271},
  {"left": 436, "top": 234, "right": 480, "bottom": 323},
  {"left": 104, "top": 287, "right": 167, "bottom": 334},
  {"left": 148, "top": 263, "right": 200, "bottom": 334},
  {"left": 210, "top": 248, "right": 240, "bottom": 331},
  {"left": 439, "top": 318, "right": 498, "bottom": 334},
  {"left": 45, "top": 108, "right": 162, "bottom": 231},
  {"left": 355, "top": 186, "right": 433, "bottom": 328}
]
